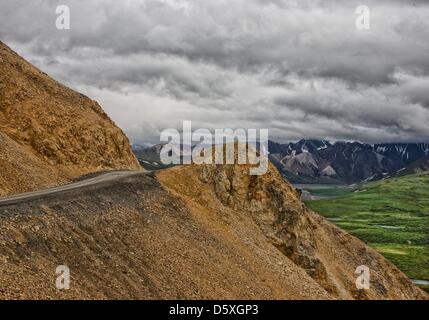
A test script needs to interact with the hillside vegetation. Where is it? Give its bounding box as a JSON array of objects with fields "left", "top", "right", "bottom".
[{"left": 306, "top": 172, "right": 429, "bottom": 282}]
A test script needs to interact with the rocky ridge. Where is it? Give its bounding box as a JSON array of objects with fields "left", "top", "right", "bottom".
[{"left": 157, "top": 159, "right": 427, "bottom": 300}]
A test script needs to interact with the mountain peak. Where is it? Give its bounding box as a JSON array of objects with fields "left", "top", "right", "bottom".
[
  {"left": 268, "top": 139, "right": 429, "bottom": 184},
  {"left": 0, "top": 41, "right": 140, "bottom": 196}
]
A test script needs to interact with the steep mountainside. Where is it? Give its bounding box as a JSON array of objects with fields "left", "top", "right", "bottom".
[
  {"left": 0, "top": 162, "right": 426, "bottom": 299},
  {"left": 269, "top": 140, "right": 429, "bottom": 184},
  {"left": 156, "top": 161, "right": 427, "bottom": 300},
  {"left": 0, "top": 41, "right": 140, "bottom": 196},
  {"left": 0, "top": 171, "right": 330, "bottom": 299}
]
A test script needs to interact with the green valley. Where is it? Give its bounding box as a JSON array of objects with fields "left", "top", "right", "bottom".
[{"left": 305, "top": 172, "right": 429, "bottom": 287}]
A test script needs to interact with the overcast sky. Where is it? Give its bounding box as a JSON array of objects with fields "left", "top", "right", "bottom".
[{"left": 1, "top": 0, "right": 429, "bottom": 144}]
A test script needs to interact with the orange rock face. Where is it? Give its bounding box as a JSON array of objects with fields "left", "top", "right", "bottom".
[{"left": 0, "top": 41, "right": 140, "bottom": 196}]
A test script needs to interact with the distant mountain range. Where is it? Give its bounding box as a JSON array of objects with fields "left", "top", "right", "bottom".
[
  {"left": 269, "top": 140, "right": 429, "bottom": 184},
  {"left": 132, "top": 143, "right": 174, "bottom": 170},
  {"left": 133, "top": 140, "right": 429, "bottom": 184}
]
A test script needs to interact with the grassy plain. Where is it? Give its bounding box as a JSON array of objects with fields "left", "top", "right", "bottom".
[{"left": 306, "top": 172, "right": 429, "bottom": 283}]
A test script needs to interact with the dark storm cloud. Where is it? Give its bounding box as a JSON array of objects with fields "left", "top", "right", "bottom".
[{"left": 1, "top": 0, "right": 429, "bottom": 143}]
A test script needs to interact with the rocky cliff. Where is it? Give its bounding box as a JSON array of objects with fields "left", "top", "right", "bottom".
[
  {"left": 0, "top": 41, "right": 140, "bottom": 196},
  {"left": 157, "top": 160, "right": 427, "bottom": 300}
]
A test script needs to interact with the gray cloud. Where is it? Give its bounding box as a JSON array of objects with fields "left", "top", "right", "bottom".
[{"left": 1, "top": 0, "right": 429, "bottom": 143}]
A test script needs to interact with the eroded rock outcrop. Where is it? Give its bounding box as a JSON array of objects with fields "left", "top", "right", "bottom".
[{"left": 157, "top": 160, "right": 427, "bottom": 300}]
